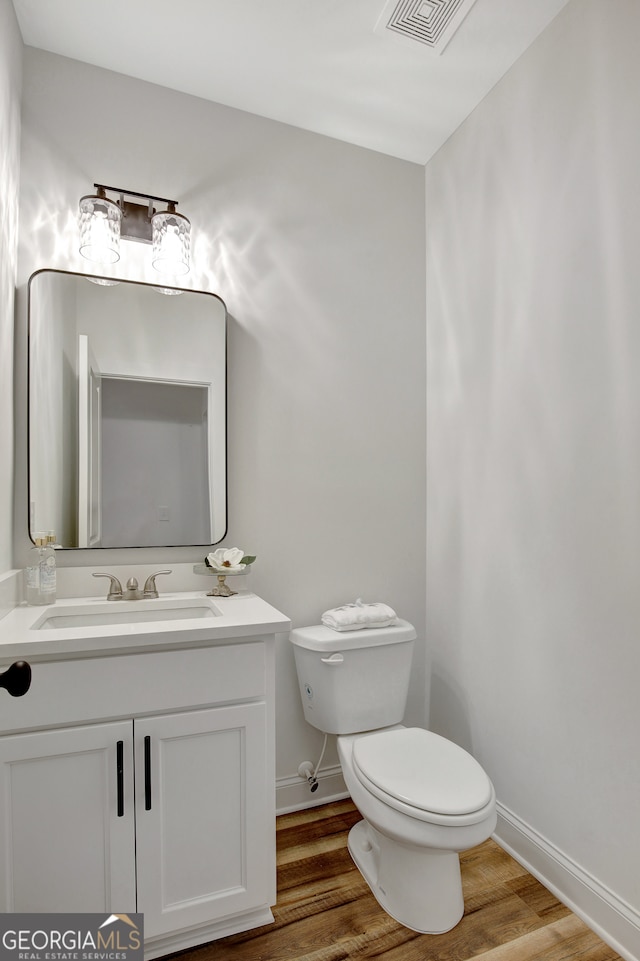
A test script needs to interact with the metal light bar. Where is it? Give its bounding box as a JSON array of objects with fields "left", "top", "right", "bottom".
[{"left": 92, "top": 184, "right": 181, "bottom": 245}]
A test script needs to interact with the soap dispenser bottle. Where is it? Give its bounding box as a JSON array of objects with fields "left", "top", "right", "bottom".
[{"left": 25, "top": 534, "right": 57, "bottom": 606}]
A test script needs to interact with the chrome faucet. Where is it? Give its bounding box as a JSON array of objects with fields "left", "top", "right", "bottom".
[{"left": 93, "top": 570, "right": 172, "bottom": 601}]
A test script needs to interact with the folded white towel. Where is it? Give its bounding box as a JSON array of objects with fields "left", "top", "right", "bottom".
[{"left": 321, "top": 598, "right": 398, "bottom": 632}]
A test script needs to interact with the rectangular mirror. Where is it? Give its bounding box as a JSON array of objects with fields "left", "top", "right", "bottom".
[{"left": 28, "top": 269, "right": 227, "bottom": 549}]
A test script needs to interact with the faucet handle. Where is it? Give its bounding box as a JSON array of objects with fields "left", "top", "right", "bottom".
[
  {"left": 143, "top": 570, "right": 172, "bottom": 598},
  {"left": 93, "top": 572, "right": 124, "bottom": 600}
]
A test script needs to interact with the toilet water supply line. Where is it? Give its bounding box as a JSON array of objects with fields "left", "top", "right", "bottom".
[{"left": 300, "top": 734, "right": 328, "bottom": 793}]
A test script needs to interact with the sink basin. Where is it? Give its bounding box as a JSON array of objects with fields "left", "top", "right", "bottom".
[{"left": 34, "top": 598, "right": 220, "bottom": 630}]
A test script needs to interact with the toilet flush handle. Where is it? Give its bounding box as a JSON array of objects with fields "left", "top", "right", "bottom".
[{"left": 321, "top": 653, "right": 344, "bottom": 665}]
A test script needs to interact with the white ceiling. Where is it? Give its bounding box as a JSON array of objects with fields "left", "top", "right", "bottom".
[{"left": 12, "top": 0, "right": 570, "bottom": 165}]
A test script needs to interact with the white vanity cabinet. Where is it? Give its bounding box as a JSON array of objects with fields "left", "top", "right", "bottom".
[
  {"left": 0, "top": 719, "right": 137, "bottom": 911},
  {"left": 0, "top": 625, "right": 280, "bottom": 960},
  {"left": 135, "top": 701, "right": 272, "bottom": 937}
]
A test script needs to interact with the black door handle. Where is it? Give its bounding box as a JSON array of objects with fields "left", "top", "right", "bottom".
[
  {"left": 116, "top": 740, "right": 125, "bottom": 817},
  {"left": 144, "top": 735, "right": 152, "bottom": 810},
  {"left": 0, "top": 661, "right": 32, "bottom": 697}
]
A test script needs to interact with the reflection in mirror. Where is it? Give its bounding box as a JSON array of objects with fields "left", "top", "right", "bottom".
[{"left": 28, "top": 270, "right": 227, "bottom": 549}]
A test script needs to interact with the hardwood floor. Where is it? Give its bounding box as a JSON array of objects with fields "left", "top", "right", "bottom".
[{"left": 174, "top": 799, "right": 622, "bottom": 961}]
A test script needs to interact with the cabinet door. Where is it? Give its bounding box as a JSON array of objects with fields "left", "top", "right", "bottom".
[
  {"left": 135, "top": 703, "right": 273, "bottom": 937},
  {"left": 0, "top": 721, "right": 136, "bottom": 913}
]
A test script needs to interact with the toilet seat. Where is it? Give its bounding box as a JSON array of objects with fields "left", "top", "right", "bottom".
[{"left": 352, "top": 728, "right": 495, "bottom": 826}]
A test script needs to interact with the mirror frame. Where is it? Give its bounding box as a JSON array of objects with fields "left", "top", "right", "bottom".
[{"left": 27, "top": 268, "right": 228, "bottom": 550}]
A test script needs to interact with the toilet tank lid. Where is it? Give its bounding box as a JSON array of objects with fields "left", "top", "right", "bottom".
[{"left": 290, "top": 619, "right": 416, "bottom": 652}]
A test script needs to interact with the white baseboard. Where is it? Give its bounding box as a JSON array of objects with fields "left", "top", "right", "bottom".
[
  {"left": 494, "top": 802, "right": 640, "bottom": 961},
  {"left": 276, "top": 764, "right": 349, "bottom": 815},
  {"left": 143, "top": 906, "right": 274, "bottom": 959}
]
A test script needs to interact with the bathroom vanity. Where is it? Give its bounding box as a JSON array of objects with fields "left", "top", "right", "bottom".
[{"left": 0, "top": 591, "right": 289, "bottom": 959}]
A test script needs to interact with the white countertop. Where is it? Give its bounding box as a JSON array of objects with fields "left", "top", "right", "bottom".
[{"left": 0, "top": 591, "right": 291, "bottom": 661}]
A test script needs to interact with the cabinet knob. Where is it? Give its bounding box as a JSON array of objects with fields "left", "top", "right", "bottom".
[{"left": 0, "top": 661, "right": 32, "bottom": 697}]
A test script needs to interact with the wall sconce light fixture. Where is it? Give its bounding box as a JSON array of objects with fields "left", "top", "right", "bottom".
[{"left": 78, "top": 184, "right": 191, "bottom": 275}]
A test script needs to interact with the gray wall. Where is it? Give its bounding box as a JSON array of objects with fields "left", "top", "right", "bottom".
[
  {"left": 101, "top": 379, "right": 210, "bottom": 548},
  {"left": 14, "top": 49, "right": 427, "bottom": 785},
  {"left": 28, "top": 269, "right": 78, "bottom": 543},
  {"left": 425, "top": 0, "right": 640, "bottom": 949},
  {"left": 0, "top": 0, "right": 22, "bottom": 577}
]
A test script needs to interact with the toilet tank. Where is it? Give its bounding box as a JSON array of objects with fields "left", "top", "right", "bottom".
[{"left": 290, "top": 620, "right": 416, "bottom": 735}]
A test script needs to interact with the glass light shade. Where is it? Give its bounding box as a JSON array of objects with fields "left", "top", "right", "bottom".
[
  {"left": 79, "top": 194, "right": 122, "bottom": 264},
  {"left": 151, "top": 208, "right": 190, "bottom": 276}
]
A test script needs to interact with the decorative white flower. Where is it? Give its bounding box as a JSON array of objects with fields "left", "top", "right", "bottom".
[{"left": 206, "top": 547, "right": 246, "bottom": 573}]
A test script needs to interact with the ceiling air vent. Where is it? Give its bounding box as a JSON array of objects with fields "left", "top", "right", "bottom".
[{"left": 374, "top": 0, "right": 479, "bottom": 54}]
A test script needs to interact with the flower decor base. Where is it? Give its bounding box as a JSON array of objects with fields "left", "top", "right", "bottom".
[
  {"left": 207, "top": 574, "right": 237, "bottom": 597},
  {"left": 192, "top": 563, "right": 252, "bottom": 598}
]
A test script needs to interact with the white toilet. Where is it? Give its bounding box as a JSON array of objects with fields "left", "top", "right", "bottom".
[{"left": 290, "top": 619, "right": 497, "bottom": 934}]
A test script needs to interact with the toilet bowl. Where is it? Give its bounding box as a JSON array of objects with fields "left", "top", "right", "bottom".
[
  {"left": 290, "top": 620, "right": 497, "bottom": 934},
  {"left": 338, "top": 726, "right": 496, "bottom": 933}
]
